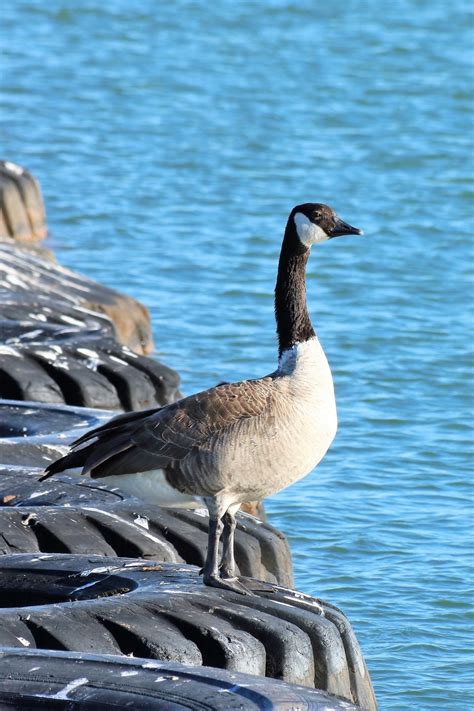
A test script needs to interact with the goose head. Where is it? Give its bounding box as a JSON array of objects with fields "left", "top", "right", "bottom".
[{"left": 291, "top": 203, "right": 363, "bottom": 249}]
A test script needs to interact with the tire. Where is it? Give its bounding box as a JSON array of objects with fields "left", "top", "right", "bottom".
[
  {"left": 0, "top": 554, "right": 377, "bottom": 709},
  {"left": 0, "top": 241, "right": 179, "bottom": 363},
  {"left": 0, "top": 466, "right": 293, "bottom": 586},
  {"left": 0, "top": 401, "right": 112, "bottom": 466},
  {"left": 0, "top": 648, "right": 362, "bottom": 710}
]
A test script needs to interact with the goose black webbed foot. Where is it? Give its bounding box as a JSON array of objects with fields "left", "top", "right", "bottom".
[
  {"left": 203, "top": 573, "right": 254, "bottom": 596},
  {"left": 241, "top": 578, "right": 278, "bottom": 594}
]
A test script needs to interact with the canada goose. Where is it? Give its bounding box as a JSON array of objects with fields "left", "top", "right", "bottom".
[{"left": 41, "top": 203, "right": 362, "bottom": 594}]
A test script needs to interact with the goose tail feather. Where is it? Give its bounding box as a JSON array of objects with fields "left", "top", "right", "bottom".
[{"left": 40, "top": 408, "right": 160, "bottom": 481}]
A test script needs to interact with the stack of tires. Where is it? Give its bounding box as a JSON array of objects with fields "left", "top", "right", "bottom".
[{"left": 0, "top": 163, "right": 376, "bottom": 710}]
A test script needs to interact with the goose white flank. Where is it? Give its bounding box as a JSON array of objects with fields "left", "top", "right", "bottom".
[{"left": 41, "top": 203, "right": 363, "bottom": 594}]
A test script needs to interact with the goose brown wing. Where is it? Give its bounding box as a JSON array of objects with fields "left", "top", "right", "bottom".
[{"left": 90, "top": 377, "right": 274, "bottom": 478}]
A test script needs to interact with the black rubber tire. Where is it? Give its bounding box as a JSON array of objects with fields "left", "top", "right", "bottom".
[
  {"left": 0, "top": 243, "right": 183, "bottom": 389},
  {"left": 0, "top": 554, "right": 377, "bottom": 709},
  {"left": 0, "top": 401, "right": 113, "bottom": 466},
  {"left": 0, "top": 341, "right": 180, "bottom": 410},
  {"left": 0, "top": 467, "right": 293, "bottom": 586},
  {"left": 0, "top": 648, "right": 363, "bottom": 710},
  {"left": 0, "top": 401, "right": 112, "bottom": 441}
]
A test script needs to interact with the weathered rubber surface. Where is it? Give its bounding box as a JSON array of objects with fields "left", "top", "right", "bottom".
[
  {"left": 0, "top": 401, "right": 112, "bottom": 442},
  {"left": 0, "top": 249, "right": 182, "bottom": 410},
  {"left": 0, "top": 333, "right": 180, "bottom": 409},
  {"left": 0, "top": 161, "right": 46, "bottom": 242},
  {"left": 0, "top": 241, "right": 175, "bottom": 362},
  {"left": 0, "top": 555, "right": 377, "bottom": 709},
  {"left": 0, "top": 282, "right": 181, "bottom": 407},
  {"left": 0, "top": 241, "right": 155, "bottom": 355},
  {"left": 0, "top": 649, "right": 362, "bottom": 710},
  {"left": 0, "top": 401, "right": 113, "bottom": 466},
  {"left": 0, "top": 467, "right": 292, "bottom": 586}
]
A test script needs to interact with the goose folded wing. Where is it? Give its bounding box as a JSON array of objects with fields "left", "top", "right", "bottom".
[{"left": 89, "top": 378, "right": 273, "bottom": 478}]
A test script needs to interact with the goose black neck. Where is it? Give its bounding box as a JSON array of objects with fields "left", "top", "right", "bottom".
[{"left": 275, "top": 218, "right": 315, "bottom": 358}]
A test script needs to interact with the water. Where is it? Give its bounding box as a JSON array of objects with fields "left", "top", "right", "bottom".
[{"left": 2, "top": 1, "right": 473, "bottom": 707}]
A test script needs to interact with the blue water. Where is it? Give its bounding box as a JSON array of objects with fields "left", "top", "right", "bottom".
[{"left": 2, "top": 1, "right": 473, "bottom": 707}]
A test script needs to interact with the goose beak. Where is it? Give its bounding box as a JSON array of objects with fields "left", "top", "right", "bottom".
[{"left": 330, "top": 218, "right": 364, "bottom": 238}]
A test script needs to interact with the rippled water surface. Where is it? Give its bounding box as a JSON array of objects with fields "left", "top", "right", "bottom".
[{"left": 2, "top": 1, "right": 473, "bottom": 708}]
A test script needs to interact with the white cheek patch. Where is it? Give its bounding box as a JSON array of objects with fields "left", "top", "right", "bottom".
[{"left": 294, "top": 212, "right": 329, "bottom": 246}]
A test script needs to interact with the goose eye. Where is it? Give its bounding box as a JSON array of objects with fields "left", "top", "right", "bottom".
[{"left": 313, "top": 211, "right": 321, "bottom": 220}]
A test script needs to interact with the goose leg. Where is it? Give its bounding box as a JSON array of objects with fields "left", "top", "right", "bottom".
[
  {"left": 219, "top": 510, "right": 237, "bottom": 579},
  {"left": 202, "top": 515, "right": 223, "bottom": 582},
  {"left": 202, "top": 500, "right": 251, "bottom": 595}
]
